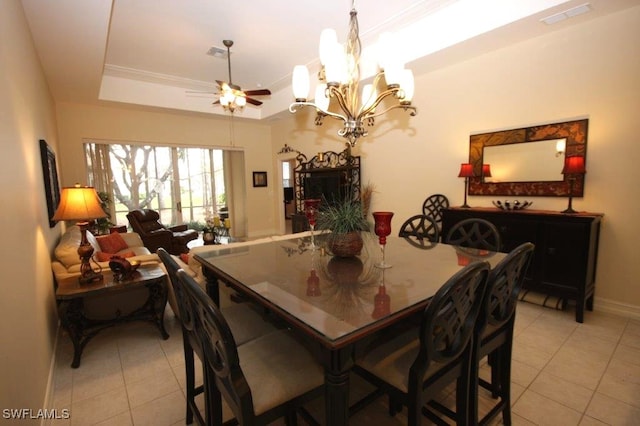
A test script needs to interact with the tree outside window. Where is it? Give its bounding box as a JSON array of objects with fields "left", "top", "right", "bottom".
[{"left": 85, "top": 143, "right": 226, "bottom": 229}]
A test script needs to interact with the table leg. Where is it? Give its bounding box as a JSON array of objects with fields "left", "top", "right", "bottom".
[
  {"left": 323, "top": 346, "right": 354, "bottom": 425},
  {"left": 58, "top": 298, "right": 86, "bottom": 368},
  {"left": 147, "top": 280, "right": 169, "bottom": 339},
  {"left": 202, "top": 268, "right": 220, "bottom": 306}
]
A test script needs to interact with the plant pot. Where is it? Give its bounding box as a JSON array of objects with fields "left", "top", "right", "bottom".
[{"left": 327, "top": 231, "right": 364, "bottom": 257}]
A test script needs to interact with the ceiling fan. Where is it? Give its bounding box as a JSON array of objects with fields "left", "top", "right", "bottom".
[{"left": 190, "top": 39, "right": 271, "bottom": 112}]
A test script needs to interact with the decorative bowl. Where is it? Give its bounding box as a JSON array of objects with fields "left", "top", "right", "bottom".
[
  {"left": 109, "top": 257, "right": 141, "bottom": 281},
  {"left": 492, "top": 200, "right": 533, "bottom": 211}
]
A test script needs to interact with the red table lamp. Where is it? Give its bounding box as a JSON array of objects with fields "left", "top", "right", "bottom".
[
  {"left": 52, "top": 184, "right": 107, "bottom": 283},
  {"left": 458, "top": 163, "right": 474, "bottom": 208},
  {"left": 561, "top": 156, "right": 586, "bottom": 214}
]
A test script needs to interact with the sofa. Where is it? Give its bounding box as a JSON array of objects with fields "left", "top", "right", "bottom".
[
  {"left": 51, "top": 225, "right": 180, "bottom": 317},
  {"left": 51, "top": 226, "right": 160, "bottom": 280},
  {"left": 51, "top": 226, "right": 314, "bottom": 318}
]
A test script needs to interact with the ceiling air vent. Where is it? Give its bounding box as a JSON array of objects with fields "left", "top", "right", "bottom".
[
  {"left": 206, "top": 46, "right": 228, "bottom": 59},
  {"left": 541, "top": 3, "right": 591, "bottom": 25}
]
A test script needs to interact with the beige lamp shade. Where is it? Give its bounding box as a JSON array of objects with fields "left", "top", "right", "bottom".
[{"left": 52, "top": 185, "right": 106, "bottom": 222}]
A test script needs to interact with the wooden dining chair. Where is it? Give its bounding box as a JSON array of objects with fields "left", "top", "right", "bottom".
[
  {"left": 421, "top": 193, "right": 449, "bottom": 232},
  {"left": 157, "top": 249, "right": 280, "bottom": 425},
  {"left": 177, "top": 269, "right": 325, "bottom": 426},
  {"left": 445, "top": 218, "right": 502, "bottom": 252},
  {"left": 398, "top": 214, "right": 440, "bottom": 246},
  {"left": 469, "top": 242, "right": 534, "bottom": 425},
  {"left": 353, "top": 261, "right": 491, "bottom": 425}
]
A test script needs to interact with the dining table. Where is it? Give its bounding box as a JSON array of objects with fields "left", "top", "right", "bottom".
[{"left": 193, "top": 232, "right": 506, "bottom": 425}]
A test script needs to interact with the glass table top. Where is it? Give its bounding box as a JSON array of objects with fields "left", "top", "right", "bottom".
[{"left": 194, "top": 233, "right": 505, "bottom": 345}]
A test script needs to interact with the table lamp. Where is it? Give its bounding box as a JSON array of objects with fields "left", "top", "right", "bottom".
[
  {"left": 561, "top": 155, "right": 586, "bottom": 214},
  {"left": 458, "top": 163, "right": 475, "bottom": 208},
  {"left": 52, "top": 184, "right": 107, "bottom": 283}
]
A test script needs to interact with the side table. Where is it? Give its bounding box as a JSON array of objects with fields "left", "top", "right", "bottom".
[{"left": 56, "top": 265, "right": 169, "bottom": 368}]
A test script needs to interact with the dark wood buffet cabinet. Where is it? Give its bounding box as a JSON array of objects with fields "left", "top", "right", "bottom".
[{"left": 442, "top": 207, "right": 603, "bottom": 323}]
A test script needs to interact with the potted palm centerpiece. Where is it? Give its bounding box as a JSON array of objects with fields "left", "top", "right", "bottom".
[{"left": 317, "top": 197, "right": 370, "bottom": 257}]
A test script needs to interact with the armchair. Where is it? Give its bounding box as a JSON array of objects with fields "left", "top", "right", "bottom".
[{"left": 126, "top": 209, "right": 198, "bottom": 255}]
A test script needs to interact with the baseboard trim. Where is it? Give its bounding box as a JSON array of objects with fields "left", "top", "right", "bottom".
[
  {"left": 594, "top": 296, "right": 640, "bottom": 320},
  {"left": 42, "top": 323, "right": 61, "bottom": 426}
]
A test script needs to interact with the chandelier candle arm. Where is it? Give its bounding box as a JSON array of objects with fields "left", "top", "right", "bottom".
[{"left": 289, "top": 0, "right": 417, "bottom": 148}]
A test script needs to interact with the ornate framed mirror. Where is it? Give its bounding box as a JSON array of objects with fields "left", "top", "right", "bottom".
[{"left": 468, "top": 119, "right": 588, "bottom": 197}]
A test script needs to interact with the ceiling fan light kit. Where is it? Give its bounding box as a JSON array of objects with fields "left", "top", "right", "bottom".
[
  {"left": 210, "top": 39, "right": 271, "bottom": 113},
  {"left": 289, "top": 0, "right": 417, "bottom": 148}
]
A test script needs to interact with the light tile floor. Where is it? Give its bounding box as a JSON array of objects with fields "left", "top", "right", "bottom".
[{"left": 50, "top": 301, "right": 640, "bottom": 425}]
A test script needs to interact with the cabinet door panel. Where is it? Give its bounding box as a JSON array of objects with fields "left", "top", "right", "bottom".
[
  {"left": 539, "top": 222, "right": 588, "bottom": 289},
  {"left": 496, "top": 218, "right": 538, "bottom": 252}
]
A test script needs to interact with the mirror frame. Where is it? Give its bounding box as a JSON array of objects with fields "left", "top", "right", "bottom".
[{"left": 468, "top": 119, "right": 588, "bottom": 197}]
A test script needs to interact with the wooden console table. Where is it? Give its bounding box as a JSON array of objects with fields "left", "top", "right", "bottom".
[
  {"left": 442, "top": 207, "right": 603, "bottom": 323},
  {"left": 56, "top": 265, "right": 169, "bottom": 367}
]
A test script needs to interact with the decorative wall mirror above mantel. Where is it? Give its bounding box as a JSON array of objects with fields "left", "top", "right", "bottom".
[{"left": 468, "top": 119, "right": 588, "bottom": 197}]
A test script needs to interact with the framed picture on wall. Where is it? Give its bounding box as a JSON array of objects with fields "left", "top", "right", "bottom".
[
  {"left": 39, "top": 139, "right": 60, "bottom": 228},
  {"left": 253, "top": 171, "right": 267, "bottom": 187}
]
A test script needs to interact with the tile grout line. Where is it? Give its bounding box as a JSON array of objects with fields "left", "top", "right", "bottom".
[
  {"left": 577, "top": 317, "right": 630, "bottom": 424},
  {"left": 509, "top": 309, "right": 581, "bottom": 424}
]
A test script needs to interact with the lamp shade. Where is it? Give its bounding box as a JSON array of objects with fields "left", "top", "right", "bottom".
[
  {"left": 292, "top": 65, "right": 310, "bottom": 100},
  {"left": 562, "top": 156, "right": 586, "bottom": 175},
  {"left": 314, "top": 83, "right": 330, "bottom": 112},
  {"left": 52, "top": 185, "right": 106, "bottom": 222},
  {"left": 399, "top": 69, "right": 415, "bottom": 102},
  {"left": 482, "top": 164, "right": 492, "bottom": 177},
  {"left": 458, "top": 163, "right": 474, "bottom": 178},
  {"left": 319, "top": 28, "right": 338, "bottom": 66}
]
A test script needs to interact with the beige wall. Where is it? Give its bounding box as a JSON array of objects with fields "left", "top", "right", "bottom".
[
  {"left": 0, "top": 0, "right": 61, "bottom": 418},
  {"left": 272, "top": 7, "right": 640, "bottom": 311},
  {"left": 55, "top": 104, "right": 278, "bottom": 237}
]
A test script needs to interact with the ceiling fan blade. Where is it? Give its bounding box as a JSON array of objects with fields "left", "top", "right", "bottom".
[
  {"left": 245, "top": 97, "right": 263, "bottom": 106},
  {"left": 212, "top": 99, "right": 220, "bottom": 105},
  {"left": 185, "top": 90, "right": 217, "bottom": 94},
  {"left": 244, "top": 89, "right": 271, "bottom": 96}
]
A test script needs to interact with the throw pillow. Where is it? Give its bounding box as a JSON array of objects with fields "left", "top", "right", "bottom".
[
  {"left": 96, "top": 250, "right": 135, "bottom": 262},
  {"left": 179, "top": 253, "right": 190, "bottom": 264},
  {"left": 96, "top": 233, "right": 129, "bottom": 254}
]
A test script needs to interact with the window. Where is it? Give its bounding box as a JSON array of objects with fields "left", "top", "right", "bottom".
[
  {"left": 282, "top": 161, "right": 292, "bottom": 188},
  {"left": 85, "top": 143, "right": 226, "bottom": 228}
]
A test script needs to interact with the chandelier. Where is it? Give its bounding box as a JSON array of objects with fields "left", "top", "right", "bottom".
[{"left": 289, "top": 1, "right": 417, "bottom": 148}]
